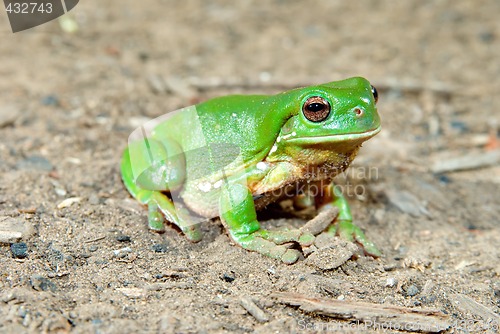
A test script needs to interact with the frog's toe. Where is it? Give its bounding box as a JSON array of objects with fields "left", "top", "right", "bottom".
[
  {"left": 148, "top": 209, "right": 166, "bottom": 232},
  {"left": 255, "top": 229, "right": 315, "bottom": 246},
  {"left": 264, "top": 243, "right": 300, "bottom": 264},
  {"left": 298, "top": 232, "right": 315, "bottom": 247},
  {"left": 182, "top": 224, "right": 202, "bottom": 242},
  {"left": 281, "top": 249, "right": 300, "bottom": 264},
  {"left": 354, "top": 235, "right": 381, "bottom": 257},
  {"left": 236, "top": 235, "right": 301, "bottom": 264},
  {"left": 336, "top": 220, "right": 381, "bottom": 258}
]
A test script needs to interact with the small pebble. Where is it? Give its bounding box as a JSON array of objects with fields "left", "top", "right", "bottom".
[
  {"left": 88, "top": 245, "right": 98, "bottom": 252},
  {"left": 113, "top": 247, "right": 132, "bottom": 258},
  {"left": 57, "top": 197, "right": 81, "bottom": 209},
  {"left": 222, "top": 273, "right": 235, "bottom": 283},
  {"left": 117, "top": 287, "right": 146, "bottom": 299},
  {"left": 54, "top": 188, "right": 67, "bottom": 196},
  {"left": 152, "top": 243, "right": 168, "bottom": 253},
  {"left": 138, "top": 52, "right": 149, "bottom": 62},
  {"left": 0, "top": 230, "right": 23, "bottom": 244},
  {"left": 0, "top": 217, "right": 33, "bottom": 243},
  {"left": 88, "top": 194, "right": 100, "bottom": 205},
  {"left": 10, "top": 242, "right": 28, "bottom": 258},
  {"left": 0, "top": 104, "right": 22, "bottom": 128},
  {"left": 385, "top": 277, "right": 397, "bottom": 288},
  {"left": 478, "top": 30, "right": 494, "bottom": 43},
  {"left": 405, "top": 284, "right": 420, "bottom": 297},
  {"left": 306, "top": 237, "right": 356, "bottom": 270},
  {"left": 16, "top": 155, "right": 53, "bottom": 172},
  {"left": 30, "top": 275, "right": 57, "bottom": 292},
  {"left": 436, "top": 174, "right": 451, "bottom": 184},
  {"left": 449, "top": 120, "right": 468, "bottom": 133},
  {"left": 420, "top": 295, "right": 437, "bottom": 304},
  {"left": 116, "top": 235, "right": 131, "bottom": 242},
  {"left": 41, "top": 95, "right": 60, "bottom": 106}
]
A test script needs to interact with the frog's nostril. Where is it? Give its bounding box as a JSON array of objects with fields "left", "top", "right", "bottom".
[{"left": 354, "top": 108, "right": 364, "bottom": 117}]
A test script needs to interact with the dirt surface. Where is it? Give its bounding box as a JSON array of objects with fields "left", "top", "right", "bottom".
[{"left": 1, "top": 1, "right": 499, "bottom": 333}]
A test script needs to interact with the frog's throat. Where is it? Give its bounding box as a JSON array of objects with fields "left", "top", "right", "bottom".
[{"left": 285, "top": 126, "right": 381, "bottom": 144}]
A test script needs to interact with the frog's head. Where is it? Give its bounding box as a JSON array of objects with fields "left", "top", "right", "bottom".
[{"left": 270, "top": 77, "right": 380, "bottom": 165}]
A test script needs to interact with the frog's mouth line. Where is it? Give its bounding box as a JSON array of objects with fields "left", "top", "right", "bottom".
[{"left": 286, "top": 126, "right": 381, "bottom": 144}]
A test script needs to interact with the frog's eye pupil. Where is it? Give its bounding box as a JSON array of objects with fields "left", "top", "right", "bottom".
[
  {"left": 371, "top": 85, "right": 378, "bottom": 104},
  {"left": 307, "top": 103, "right": 325, "bottom": 112},
  {"left": 303, "top": 96, "right": 330, "bottom": 122}
]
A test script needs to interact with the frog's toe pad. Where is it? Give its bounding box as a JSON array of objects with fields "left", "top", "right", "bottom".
[
  {"left": 148, "top": 209, "right": 166, "bottom": 232},
  {"left": 281, "top": 249, "right": 300, "bottom": 264},
  {"left": 359, "top": 240, "right": 381, "bottom": 258},
  {"left": 148, "top": 220, "right": 166, "bottom": 233},
  {"left": 182, "top": 225, "right": 202, "bottom": 243},
  {"left": 298, "top": 233, "right": 315, "bottom": 247},
  {"left": 336, "top": 220, "right": 381, "bottom": 258}
]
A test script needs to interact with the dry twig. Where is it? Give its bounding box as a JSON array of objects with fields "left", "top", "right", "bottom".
[
  {"left": 431, "top": 150, "right": 500, "bottom": 173},
  {"left": 273, "top": 292, "right": 450, "bottom": 333},
  {"left": 449, "top": 293, "right": 500, "bottom": 323},
  {"left": 240, "top": 296, "right": 269, "bottom": 323}
]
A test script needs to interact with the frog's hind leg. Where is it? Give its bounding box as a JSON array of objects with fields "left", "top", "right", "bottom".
[
  {"left": 220, "top": 183, "right": 314, "bottom": 264},
  {"left": 121, "top": 146, "right": 201, "bottom": 242},
  {"left": 315, "top": 182, "right": 380, "bottom": 257},
  {"left": 147, "top": 191, "right": 202, "bottom": 242}
]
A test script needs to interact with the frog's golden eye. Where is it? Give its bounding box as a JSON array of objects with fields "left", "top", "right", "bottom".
[
  {"left": 371, "top": 85, "right": 378, "bottom": 104},
  {"left": 302, "top": 96, "right": 330, "bottom": 122}
]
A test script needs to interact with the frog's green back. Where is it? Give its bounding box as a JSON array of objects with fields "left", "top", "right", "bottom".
[
  {"left": 195, "top": 94, "right": 289, "bottom": 164},
  {"left": 146, "top": 93, "right": 290, "bottom": 180}
]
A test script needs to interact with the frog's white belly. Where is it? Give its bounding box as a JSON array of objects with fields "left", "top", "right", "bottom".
[{"left": 179, "top": 150, "right": 357, "bottom": 218}]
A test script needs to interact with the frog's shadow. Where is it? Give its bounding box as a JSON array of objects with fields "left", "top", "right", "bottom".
[{"left": 256, "top": 202, "right": 314, "bottom": 230}]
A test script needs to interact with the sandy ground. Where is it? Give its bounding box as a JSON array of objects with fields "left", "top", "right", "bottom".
[{"left": 0, "top": 0, "right": 499, "bottom": 333}]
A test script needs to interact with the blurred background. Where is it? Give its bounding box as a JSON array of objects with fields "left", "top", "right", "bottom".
[
  {"left": 1, "top": 0, "right": 498, "bottom": 172},
  {"left": 0, "top": 1, "right": 499, "bottom": 332}
]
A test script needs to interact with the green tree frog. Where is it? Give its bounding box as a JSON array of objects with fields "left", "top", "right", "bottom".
[{"left": 121, "top": 77, "right": 381, "bottom": 264}]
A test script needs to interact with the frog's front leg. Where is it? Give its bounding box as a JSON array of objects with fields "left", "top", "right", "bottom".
[
  {"left": 317, "top": 183, "right": 381, "bottom": 257},
  {"left": 121, "top": 141, "right": 201, "bottom": 242},
  {"left": 220, "top": 183, "right": 314, "bottom": 264}
]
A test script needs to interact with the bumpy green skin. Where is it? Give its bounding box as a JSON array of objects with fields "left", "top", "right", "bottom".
[{"left": 121, "top": 77, "right": 381, "bottom": 263}]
